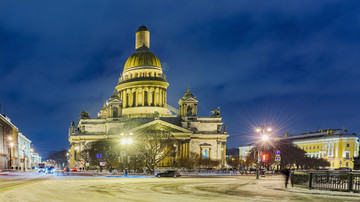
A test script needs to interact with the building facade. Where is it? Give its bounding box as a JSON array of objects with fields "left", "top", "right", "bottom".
[
  {"left": 0, "top": 114, "right": 19, "bottom": 170},
  {"left": 31, "top": 153, "right": 42, "bottom": 168},
  {"left": 18, "top": 132, "right": 32, "bottom": 170},
  {"left": 68, "top": 26, "right": 229, "bottom": 168},
  {"left": 288, "top": 129, "right": 358, "bottom": 169},
  {"left": 239, "top": 129, "right": 359, "bottom": 169}
]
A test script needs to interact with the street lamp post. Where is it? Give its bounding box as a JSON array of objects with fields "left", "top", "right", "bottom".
[
  {"left": 255, "top": 126, "right": 272, "bottom": 179},
  {"left": 120, "top": 132, "right": 133, "bottom": 176}
]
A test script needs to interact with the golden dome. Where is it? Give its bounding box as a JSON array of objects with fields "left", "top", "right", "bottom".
[{"left": 123, "top": 50, "right": 161, "bottom": 71}]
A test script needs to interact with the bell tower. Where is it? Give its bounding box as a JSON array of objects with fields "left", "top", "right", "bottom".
[
  {"left": 107, "top": 90, "right": 123, "bottom": 118},
  {"left": 179, "top": 87, "right": 198, "bottom": 117}
]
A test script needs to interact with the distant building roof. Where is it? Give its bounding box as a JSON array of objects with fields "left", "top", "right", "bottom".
[
  {"left": 238, "top": 129, "right": 358, "bottom": 147},
  {"left": 284, "top": 129, "right": 357, "bottom": 141}
]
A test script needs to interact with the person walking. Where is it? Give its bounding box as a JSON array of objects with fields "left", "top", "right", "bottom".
[{"left": 282, "top": 168, "right": 291, "bottom": 188}]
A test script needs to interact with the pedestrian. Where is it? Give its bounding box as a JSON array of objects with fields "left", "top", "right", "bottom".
[{"left": 281, "top": 168, "right": 291, "bottom": 188}]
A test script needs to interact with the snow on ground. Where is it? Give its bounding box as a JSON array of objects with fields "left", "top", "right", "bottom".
[{"left": 0, "top": 174, "right": 359, "bottom": 202}]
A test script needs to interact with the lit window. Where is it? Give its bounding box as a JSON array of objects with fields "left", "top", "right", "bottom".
[
  {"left": 202, "top": 149, "right": 209, "bottom": 159},
  {"left": 317, "top": 146, "right": 319, "bottom": 149}
]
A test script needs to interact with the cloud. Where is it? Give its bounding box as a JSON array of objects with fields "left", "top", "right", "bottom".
[{"left": 1, "top": 0, "right": 360, "bottom": 154}]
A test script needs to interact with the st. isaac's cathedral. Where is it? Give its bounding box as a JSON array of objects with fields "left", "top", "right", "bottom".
[{"left": 68, "top": 26, "right": 229, "bottom": 168}]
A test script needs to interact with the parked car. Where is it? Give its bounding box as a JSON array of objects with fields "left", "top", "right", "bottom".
[
  {"left": 155, "top": 170, "right": 181, "bottom": 178},
  {"left": 72, "top": 167, "right": 78, "bottom": 172}
]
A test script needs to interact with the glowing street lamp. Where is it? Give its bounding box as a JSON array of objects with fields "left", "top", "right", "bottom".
[
  {"left": 261, "top": 135, "right": 269, "bottom": 142},
  {"left": 120, "top": 132, "right": 133, "bottom": 176},
  {"left": 255, "top": 125, "right": 272, "bottom": 179}
]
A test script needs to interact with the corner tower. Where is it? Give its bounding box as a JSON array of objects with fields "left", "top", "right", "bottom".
[{"left": 116, "top": 25, "right": 170, "bottom": 117}]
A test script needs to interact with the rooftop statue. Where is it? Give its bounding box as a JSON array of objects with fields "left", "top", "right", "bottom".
[
  {"left": 80, "top": 109, "right": 90, "bottom": 119},
  {"left": 211, "top": 107, "right": 221, "bottom": 118}
]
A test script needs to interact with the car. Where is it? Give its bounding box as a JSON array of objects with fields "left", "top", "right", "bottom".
[
  {"left": 72, "top": 167, "right": 78, "bottom": 172},
  {"left": 46, "top": 167, "right": 56, "bottom": 174},
  {"left": 155, "top": 170, "right": 181, "bottom": 178},
  {"left": 38, "top": 166, "right": 46, "bottom": 173}
]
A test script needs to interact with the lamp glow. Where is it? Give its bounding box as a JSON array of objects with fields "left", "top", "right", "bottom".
[{"left": 261, "top": 135, "right": 269, "bottom": 141}]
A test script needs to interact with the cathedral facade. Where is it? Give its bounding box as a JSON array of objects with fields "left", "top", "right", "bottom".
[{"left": 68, "top": 26, "right": 229, "bottom": 168}]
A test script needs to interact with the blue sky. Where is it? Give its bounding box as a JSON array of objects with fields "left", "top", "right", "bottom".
[{"left": 1, "top": 0, "right": 360, "bottom": 157}]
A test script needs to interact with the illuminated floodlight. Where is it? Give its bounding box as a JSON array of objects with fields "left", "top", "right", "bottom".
[
  {"left": 121, "top": 138, "right": 126, "bottom": 145},
  {"left": 129, "top": 133, "right": 133, "bottom": 136},
  {"left": 8, "top": 136, "right": 13, "bottom": 141},
  {"left": 121, "top": 133, "right": 124, "bottom": 136},
  {"left": 255, "top": 128, "right": 261, "bottom": 133},
  {"left": 128, "top": 138, "right": 133, "bottom": 144},
  {"left": 75, "top": 146, "right": 79, "bottom": 151},
  {"left": 261, "top": 135, "right": 269, "bottom": 141},
  {"left": 9, "top": 142, "right": 14, "bottom": 147},
  {"left": 267, "top": 128, "right": 272, "bottom": 132}
]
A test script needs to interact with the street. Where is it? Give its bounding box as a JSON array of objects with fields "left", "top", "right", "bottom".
[{"left": 1, "top": 173, "right": 360, "bottom": 201}]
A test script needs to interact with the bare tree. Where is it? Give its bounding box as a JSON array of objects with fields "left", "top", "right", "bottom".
[{"left": 135, "top": 129, "right": 176, "bottom": 174}]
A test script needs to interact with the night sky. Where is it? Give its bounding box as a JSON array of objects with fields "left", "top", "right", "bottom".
[{"left": 1, "top": 1, "right": 360, "bottom": 158}]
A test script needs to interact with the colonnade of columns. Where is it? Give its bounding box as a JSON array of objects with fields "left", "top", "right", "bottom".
[
  {"left": 119, "top": 86, "right": 167, "bottom": 108},
  {"left": 176, "top": 140, "right": 189, "bottom": 159}
]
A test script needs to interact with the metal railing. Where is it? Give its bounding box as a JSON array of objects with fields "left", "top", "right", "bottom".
[{"left": 292, "top": 171, "right": 360, "bottom": 192}]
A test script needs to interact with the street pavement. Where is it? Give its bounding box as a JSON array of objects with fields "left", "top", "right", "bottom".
[{"left": 0, "top": 172, "right": 359, "bottom": 202}]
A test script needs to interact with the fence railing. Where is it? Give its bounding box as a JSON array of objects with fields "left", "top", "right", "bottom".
[{"left": 292, "top": 171, "right": 360, "bottom": 192}]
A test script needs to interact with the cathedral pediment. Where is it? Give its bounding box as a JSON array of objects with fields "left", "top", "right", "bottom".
[
  {"left": 131, "top": 120, "right": 192, "bottom": 134},
  {"left": 108, "top": 97, "right": 122, "bottom": 103},
  {"left": 181, "top": 97, "right": 198, "bottom": 102}
]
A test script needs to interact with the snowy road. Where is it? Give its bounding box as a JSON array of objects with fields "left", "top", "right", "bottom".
[{"left": 0, "top": 173, "right": 360, "bottom": 201}]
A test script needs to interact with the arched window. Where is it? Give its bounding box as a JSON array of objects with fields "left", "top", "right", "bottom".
[
  {"left": 113, "top": 107, "right": 118, "bottom": 117},
  {"left": 133, "top": 92, "right": 136, "bottom": 107},
  {"left": 135, "top": 73, "right": 138, "bottom": 77},
  {"left": 126, "top": 93, "right": 129, "bottom": 107},
  {"left": 144, "top": 91, "right": 148, "bottom": 106},
  {"left": 187, "top": 106, "right": 193, "bottom": 116},
  {"left": 130, "top": 74, "right": 133, "bottom": 78},
  {"left": 149, "top": 72, "right": 151, "bottom": 77},
  {"left": 152, "top": 92, "right": 155, "bottom": 106}
]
